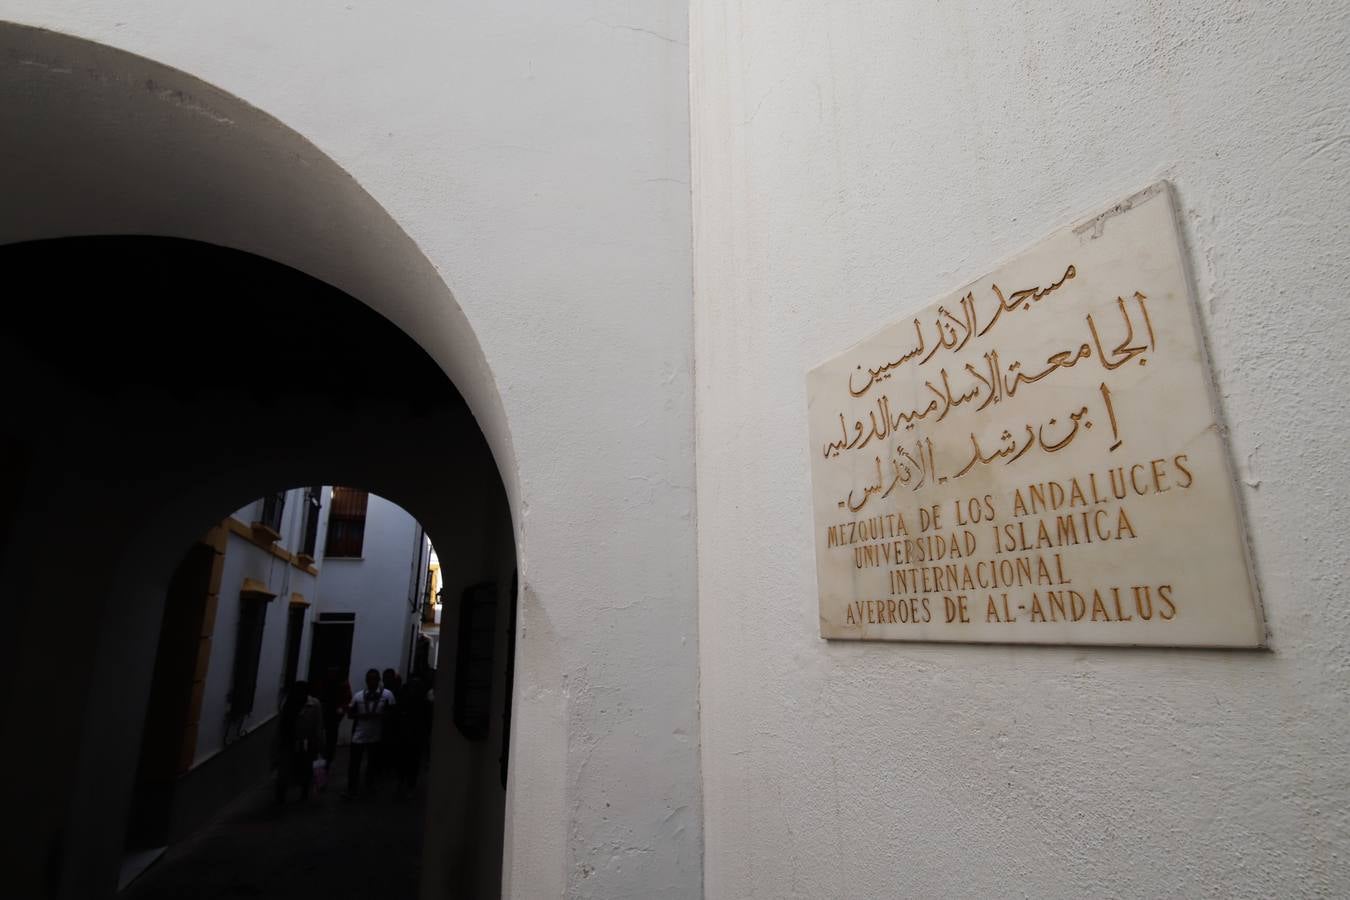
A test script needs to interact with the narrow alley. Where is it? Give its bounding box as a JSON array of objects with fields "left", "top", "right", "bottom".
[{"left": 122, "top": 754, "right": 426, "bottom": 900}]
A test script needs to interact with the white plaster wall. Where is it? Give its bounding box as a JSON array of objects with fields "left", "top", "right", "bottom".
[
  {"left": 281, "top": 488, "right": 319, "bottom": 692},
  {"left": 197, "top": 528, "right": 313, "bottom": 764},
  {"left": 317, "top": 493, "right": 422, "bottom": 681},
  {"left": 0, "top": 4, "right": 701, "bottom": 894},
  {"left": 691, "top": 2, "right": 1350, "bottom": 897}
]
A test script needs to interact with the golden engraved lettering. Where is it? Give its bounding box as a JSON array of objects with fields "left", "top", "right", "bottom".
[
  {"left": 1044, "top": 590, "right": 1066, "bottom": 621},
  {"left": 825, "top": 288, "right": 1159, "bottom": 465},
  {"left": 847, "top": 318, "right": 927, "bottom": 397},
  {"left": 1112, "top": 587, "right": 1133, "bottom": 622},
  {"left": 1116, "top": 506, "right": 1136, "bottom": 540},
  {"left": 1173, "top": 454, "right": 1193, "bottom": 488},
  {"left": 978, "top": 264, "right": 1077, "bottom": 339},
  {"left": 1029, "top": 593, "right": 1047, "bottom": 622},
  {"left": 812, "top": 209, "right": 1238, "bottom": 645},
  {"left": 1150, "top": 458, "right": 1170, "bottom": 493},
  {"left": 1157, "top": 584, "right": 1177, "bottom": 620},
  {"left": 1090, "top": 591, "right": 1111, "bottom": 621}
]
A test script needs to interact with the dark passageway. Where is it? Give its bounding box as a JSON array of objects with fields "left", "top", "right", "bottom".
[{"left": 0, "top": 237, "right": 516, "bottom": 899}]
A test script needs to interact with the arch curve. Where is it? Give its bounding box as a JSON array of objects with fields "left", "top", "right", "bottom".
[
  {"left": 1, "top": 15, "right": 707, "bottom": 900},
  {"left": 0, "top": 21, "right": 517, "bottom": 512}
]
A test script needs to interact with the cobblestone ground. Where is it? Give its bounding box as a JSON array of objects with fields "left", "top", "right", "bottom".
[{"left": 123, "top": 752, "right": 427, "bottom": 900}]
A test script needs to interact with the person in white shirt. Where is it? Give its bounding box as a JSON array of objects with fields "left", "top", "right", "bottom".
[{"left": 344, "top": 667, "right": 395, "bottom": 797}]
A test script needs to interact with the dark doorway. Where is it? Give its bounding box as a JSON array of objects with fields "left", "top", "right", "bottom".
[{"left": 309, "top": 616, "right": 357, "bottom": 685}]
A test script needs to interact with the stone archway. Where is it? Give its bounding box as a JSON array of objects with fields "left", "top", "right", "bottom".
[
  {"left": 0, "top": 17, "right": 706, "bottom": 900},
  {"left": 0, "top": 236, "right": 514, "bottom": 898},
  {"left": 0, "top": 23, "right": 515, "bottom": 495},
  {"left": 0, "top": 21, "right": 531, "bottom": 899}
]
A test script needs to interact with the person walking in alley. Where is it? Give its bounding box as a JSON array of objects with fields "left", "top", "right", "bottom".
[
  {"left": 273, "top": 681, "right": 325, "bottom": 804},
  {"left": 381, "top": 667, "right": 403, "bottom": 786},
  {"left": 396, "top": 670, "right": 432, "bottom": 794},
  {"left": 345, "top": 668, "right": 394, "bottom": 798},
  {"left": 316, "top": 665, "right": 351, "bottom": 769}
]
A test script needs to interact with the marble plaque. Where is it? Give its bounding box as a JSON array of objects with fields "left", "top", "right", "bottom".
[{"left": 807, "top": 183, "right": 1264, "bottom": 646}]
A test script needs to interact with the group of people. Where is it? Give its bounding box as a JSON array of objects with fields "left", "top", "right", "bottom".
[{"left": 274, "top": 665, "right": 434, "bottom": 804}]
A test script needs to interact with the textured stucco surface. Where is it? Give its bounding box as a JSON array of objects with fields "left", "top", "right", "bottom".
[
  {"left": 0, "top": 3, "right": 701, "bottom": 897},
  {"left": 691, "top": 2, "right": 1350, "bottom": 897}
]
